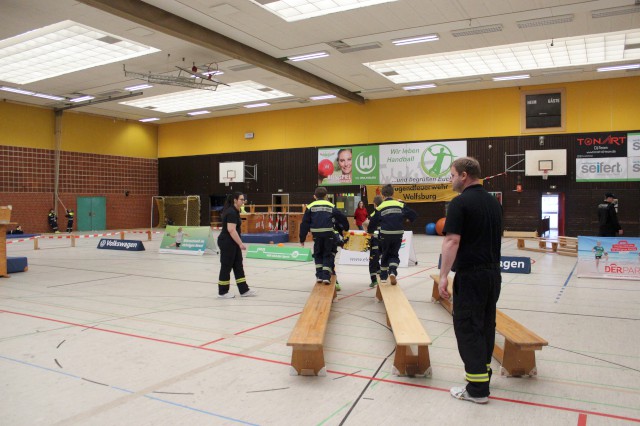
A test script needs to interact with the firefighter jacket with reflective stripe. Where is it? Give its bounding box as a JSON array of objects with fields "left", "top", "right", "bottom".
[{"left": 367, "top": 198, "right": 417, "bottom": 236}]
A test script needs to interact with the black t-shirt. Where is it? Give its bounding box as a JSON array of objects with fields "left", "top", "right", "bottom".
[
  {"left": 220, "top": 206, "right": 241, "bottom": 239},
  {"left": 443, "top": 184, "right": 502, "bottom": 270}
]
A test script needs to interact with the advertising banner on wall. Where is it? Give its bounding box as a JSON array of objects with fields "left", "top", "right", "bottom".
[
  {"left": 318, "top": 140, "right": 466, "bottom": 186},
  {"left": 575, "top": 132, "right": 639, "bottom": 182},
  {"left": 576, "top": 236, "right": 640, "bottom": 280},
  {"left": 365, "top": 183, "right": 459, "bottom": 204}
]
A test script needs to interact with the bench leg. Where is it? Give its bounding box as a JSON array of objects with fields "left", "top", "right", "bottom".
[
  {"left": 392, "top": 345, "right": 432, "bottom": 377},
  {"left": 375, "top": 284, "right": 382, "bottom": 302},
  {"left": 290, "top": 347, "right": 326, "bottom": 376},
  {"left": 493, "top": 340, "right": 537, "bottom": 377},
  {"left": 431, "top": 281, "right": 453, "bottom": 314}
]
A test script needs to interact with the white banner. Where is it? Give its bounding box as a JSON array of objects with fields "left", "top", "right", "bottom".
[
  {"left": 379, "top": 141, "right": 467, "bottom": 184},
  {"left": 338, "top": 231, "right": 417, "bottom": 267},
  {"left": 576, "top": 157, "right": 627, "bottom": 182}
]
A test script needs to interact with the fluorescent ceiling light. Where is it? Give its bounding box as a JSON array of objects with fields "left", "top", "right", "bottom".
[
  {"left": 336, "top": 42, "right": 382, "bottom": 54},
  {"left": 125, "top": 84, "right": 153, "bottom": 91},
  {"left": 70, "top": 95, "right": 95, "bottom": 103},
  {"left": 0, "top": 20, "right": 159, "bottom": 84},
  {"left": 287, "top": 51, "right": 329, "bottom": 62},
  {"left": 591, "top": 5, "right": 640, "bottom": 18},
  {"left": 517, "top": 14, "right": 574, "bottom": 29},
  {"left": 541, "top": 68, "right": 584, "bottom": 76},
  {"left": 442, "top": 77, "right": 483, "bottom": 85},
  {"left": 451, "top": 24, "right": 503, "bottom": 37},
  {"left": 250, "top": 0, "right": 398, "bottom": 22},
  {"left": 244, "top": 102, "right": 270, "bottom": 108},
  {"left": 492, "top": 74, "right": 530, "bottom": 81},
  {"left": 120, "top": 81, "right": 292, "bottom": 114},
  {"left": 392, "top": 34, "right": 439, "bottom": 46},
  {"left": 402, "top": 84, "right": 436, "bottom": 90},
  {"left": 0, "top": 86, "right": 34, "bottom": 96},
  {"left": 597, "top": 64, "right": 640, "bottom": 72},
  {"left": 310, "top": 94, "right": 336, "bottom": 100},
  {"left": 139, "top": 118, "right": 159, "bottom": 122},
  {"left": 187, "top": 110, "right": 210, "bottom": 116},
  {"left": 32, "top": 93, "right": 66, "bottom": 101},
  {"left": 364, "top": 29, "right": 640, "bottom": 84},
  {"left": 1, "top": 85, "right": 65, "bottom": 101}
]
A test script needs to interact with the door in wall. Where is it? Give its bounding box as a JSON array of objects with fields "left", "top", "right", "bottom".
[{"left": 77, "top": 196, "right": 106, "bottom": 231}]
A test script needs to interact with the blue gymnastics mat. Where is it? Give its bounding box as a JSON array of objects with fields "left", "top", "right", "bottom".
[
  {"left": 6, "top": 233, "right": 39, "bottom": 239},
  {"left": 241, "top": 232, "right": 289, "bottom": 244},
  {"left": 7, "top": 257, "right": 28, "bottom": 273}
]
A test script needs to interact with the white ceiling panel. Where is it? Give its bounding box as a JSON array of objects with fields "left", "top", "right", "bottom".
[{"left": 0, "top": 0, "right": 637, "bottom": 123}]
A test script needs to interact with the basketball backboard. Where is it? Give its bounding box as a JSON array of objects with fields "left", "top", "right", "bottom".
[
  {"left": 219, "top": 161, "right": 245, "bottom": 183},
  {"left": 525, "top": 149, "right": 567, "bottom": 177}
]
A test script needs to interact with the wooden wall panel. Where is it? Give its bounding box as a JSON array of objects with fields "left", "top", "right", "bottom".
[{"left": 159, "top": 131, "right": 640, "bottom": 236}]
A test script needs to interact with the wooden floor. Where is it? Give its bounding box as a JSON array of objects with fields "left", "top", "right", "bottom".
[{"left": 2, "top": 233, "right": 639, "bottom": 425}]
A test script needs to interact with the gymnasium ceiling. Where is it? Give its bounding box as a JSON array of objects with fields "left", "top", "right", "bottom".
[{"left": 1, "top": 0, "right": 639, "bottom": 124}]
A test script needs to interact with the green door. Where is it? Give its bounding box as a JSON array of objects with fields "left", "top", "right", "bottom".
[{"left": 76, "top": 196, "right": 107, "bottom": 231}]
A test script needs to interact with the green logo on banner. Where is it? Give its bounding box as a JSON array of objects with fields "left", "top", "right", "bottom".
[
  {"left": 246, "top": 245, "right": 312, "bottom": 262},
  {"left": 353, "top": 145, "right": 379, "bottom": 184},
  {"left": 421, "top": 144, "right": 456, "bottom": 178}
]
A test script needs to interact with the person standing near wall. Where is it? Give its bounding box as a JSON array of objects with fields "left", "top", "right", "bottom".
[
  {"left": 48, "top": 209, "right": 59, "bottom": 233},
  {"left": 354, "top": 200, "right": 368, "bottom": 231},
  {"left": 217, "top": 192, "right": 257, "bottom": 299},
  {"left": 438, "top": 157, "right": 502, "bottom": 405},
  {"left": 65, "top": 209, "right": 74, "bottom": 233},
  {"left": 597, "top": 192, "right": 622, "bottom": 237}
]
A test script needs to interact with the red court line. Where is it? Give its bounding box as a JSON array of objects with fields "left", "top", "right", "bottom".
[
  {"left": 0, "top": 309, "right": 289, "bottom": 368},
  {"left": 198, "top": 337, "right": 224, "bottom": 347},
  {"left": 234, "top": 311, "right": 302, "bottom": 336},
  {"left": 2, "top": 309, "right": 639, "bottom": 423}
]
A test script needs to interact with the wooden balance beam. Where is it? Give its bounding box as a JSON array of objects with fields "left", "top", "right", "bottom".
[
  {"left": 375, "top": 283, "right": 432, "bottom": 377},
  {"left": 287, "top": 276, "right": 337, "bottom": 376},
  {"left": 430, "top": 274, "right": 548, "bottom": 377}
]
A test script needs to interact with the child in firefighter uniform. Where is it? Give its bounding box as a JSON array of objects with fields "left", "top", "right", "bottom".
[
  {"left": 65, "top": 209, "right": 75, "bottom": 233},
  {"left": 48, "top": 209, "right": 60, "bottom": 233}
]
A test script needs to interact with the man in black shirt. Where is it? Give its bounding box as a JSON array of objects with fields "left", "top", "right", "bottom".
[
  {"left": 597, "top": 192, "right": 622, "bottom": 237},
  {"left": 438, "top": 157, "right": 502, "bottom": 404}
]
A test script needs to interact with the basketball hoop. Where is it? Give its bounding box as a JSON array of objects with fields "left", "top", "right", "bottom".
[
  {"left": 542, "top": 169, "right": 549, "bottom": 180},
  {"left": 222, "top": 177, "right": 234, "bottom": 187}
]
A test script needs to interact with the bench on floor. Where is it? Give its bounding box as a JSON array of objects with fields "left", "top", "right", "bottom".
[
  {"left": 287, "top": 276, "right": 337, "bottom": 376},
  {"left": 516, "top": 236, "right": 577, "bottom": 257},
  {"left": 375, "top": 282, "right": 432, "bottom": 377},
  {"left": 430, "top": 274, "right": 548, "bottom": 377}
]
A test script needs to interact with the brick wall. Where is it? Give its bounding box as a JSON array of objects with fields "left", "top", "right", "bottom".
[{"left": 0, "top": 145, "right": 158, "bottom": 233}]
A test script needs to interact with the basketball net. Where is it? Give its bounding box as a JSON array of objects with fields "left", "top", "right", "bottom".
[{"left": 542, "top": 170, "right": 549, "bottom": 180}]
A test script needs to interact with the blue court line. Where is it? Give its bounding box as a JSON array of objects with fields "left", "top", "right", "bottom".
[
  {"left": 555, "top": 261, "right": 578, "bottom": 303},
  {"left": 0, "top": 354, "right": 259, "bottom": 425}
]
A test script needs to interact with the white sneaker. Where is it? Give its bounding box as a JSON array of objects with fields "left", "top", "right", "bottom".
[
  {"left": 217, "top": 293, "right": 235, "bottom": 299},
  {"left": 450, "top": 386, "right": 489, "bottom": 404},
  {"left": 240, "top": 289, "right": 257, "bottom": 297}
]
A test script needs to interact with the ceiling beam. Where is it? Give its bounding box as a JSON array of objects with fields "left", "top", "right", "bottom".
[{"left": 77, "top": 0, "right": 365, "bottom": 105}]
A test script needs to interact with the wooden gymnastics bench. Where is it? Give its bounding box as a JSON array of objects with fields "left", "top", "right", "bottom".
[
  {"left": 375, "top": 282, "right": 432, "bottom": 377},
  {"left": 430, "top": 274, "right": 548, "bottom": 377},
  {"left": 287, "top": 276, "right": 337, "bottom": 376},
  {"left": 517, "top": 236, "right": 578, "bottom": 257}
]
